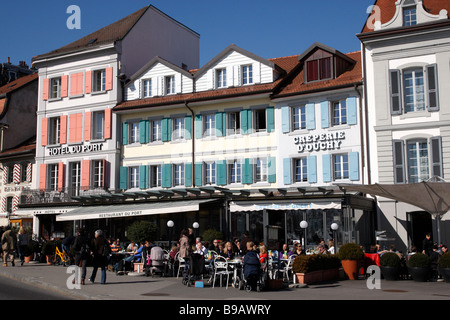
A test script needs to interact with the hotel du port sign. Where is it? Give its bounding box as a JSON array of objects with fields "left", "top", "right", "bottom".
[
  {"left": 294, "top": 131, "right": 345, "bottom": 153},
  {"left": 46, "top": 142, "right": 104, "bottom": 156}
]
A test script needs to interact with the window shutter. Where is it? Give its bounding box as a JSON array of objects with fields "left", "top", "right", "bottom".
[
  {"left": 283, "top": 158, "right": 291, "bottom": 185},
  {"left": 57, "top": 162, "right": 65, "bottom": 191},
  {"left": 347, "top": 97, "right": 358, "bottom": 125},
  {"left": 81, "top": 160, "right": 90, "bottom": 190},
  {"left": 42, "top": 78, "right": 49, "bottom": 101},
  {"left": 139, "top": 120, "right": 148, "bottom": 144},
  {"left": 320, "top": 101, "right": 329, "bottom": 129},
  {"left": 61, "top": 75, "right": 68, "bottom": 98},
  {"left": 60, "top": 115, "right": 67, "bottom": 144},
  {"left": 195, "top": 114, "right": 203, "bottom": 139},
  {"left": 322, "top": 154, "right": 332, "bottom": 183},
  {"left": 247, "top": 109, "right": 252, "bottom": 133},
  {"left": 266, "top": 107, "right": 275, "bottom": 132},
  {"left": 349, "top": 152, "right": 360, "bottom": 181},
  {"left": 185, "top": 163, "right": 192, "bottom": 187},
  {"left": 243, "top": 158, "right": 253, "bottom": 184},
  {"left": 217, "top": 160, "right": 227, "bottom": 186},
  {"left": 104, "top": 108, "right": 112, "bottom": 139},
  {"left": 393, "top": 140, "right": 405, "bottom": 184},
  {"left": 102, "top": 159, "right": 108, "bottom": 189},
  {"left": 430, "top": 136, "right": 443, "bottom": 178},
  {"left": 12, "top": 164, "right": 20, "bottom": 184},
  {"left": 162, "top": 118, "right": 172, "bottom": 142},
  {"left": 26, "top": 163, "right": 32, "bottom": 182},
  {"left": 39, "top": 164, "right": 47, "bottom": 191},
  {"left": 426, "top": 64, "right": 439, "bottom": 112},
  {"left": 162, "top": 164, "right": 172, "bottom": 188},
  {"left": 105, "top": 67, "right": 113, "bottom": 91},
  {"left": 139, "top": 165, "right": 148, "bottom": 189},
  {"left": 195, "top": 162, "right": 203, "bottom": 187},
  {"left": 122, "top": 122, "right": 128, "bottom": 146},
  {"left": 389, "top": 69, "right": 402, "bottom": 115},
  {"left": 185, "top": 115, "right": 192, "bottom": 140},
  {"left": 306, "top": 103, "right": 316, "bottom": 130},
  {"left": 307, "top": 156, "right": 317, "bottom": 183},
  {"left": 216, "top": 112, "right": 224, "bottom": 137},
  {"left": 240, "top": 109, "right": 248, "bottom": 134},
  {"left": 84, "top": 112, "right": 91, "bottom": 142},
  {"left": 281, "top": 106, "right": 290, "bottom": 133},
  {"left": 41, "top": 118, "right": 48, "bottom": 146},
  {"left": 268, "top": 157, "right": 276, "bottom": 183},
  {"left": 119, "top": 167, "right": 128, "bottom": 190},
  {"left": 85, "top": 71, "right": 92, "bottom": 94}
]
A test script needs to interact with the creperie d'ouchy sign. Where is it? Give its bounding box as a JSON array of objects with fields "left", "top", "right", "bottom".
[
  {"left": 294, "top": 131, "right": 345, "bottom": 153},
  {"left": 47, "top": 143, "right": 104, "bottom": 156}
]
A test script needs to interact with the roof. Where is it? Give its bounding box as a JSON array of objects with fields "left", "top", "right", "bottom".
[
  {"left": 0, "top": 139, "right": 36, "bottom": 160},
  {"left": 128, "top": 56, "right": 193, "bottom": 84},
  {"left": 33, "top": 6, "right": 150, "bottom": 61},
  {"left": 0, "top": 73, "right": 38, "bottom": 96},
  {"left": 361, "top": 0, "right": 450, "bottom": 33}
]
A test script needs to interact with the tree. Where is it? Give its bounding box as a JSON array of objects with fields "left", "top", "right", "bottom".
[{"left": 126, "top": 220, "right": 157, "bottom": 244}]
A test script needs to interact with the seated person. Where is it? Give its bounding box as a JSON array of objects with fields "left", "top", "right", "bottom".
[
  {"left": 259, "top": 245, "right": 268, "bottom": 264},
  {"left": 279, "top": 243, "right": 293, "bottom": 260},
  {"left": 194, "top": 241, "right": 208, "bottom": 258},
  {"left": 223, "top": 242, "right": 235, "bottom": 260},
  {"left": 115, "top": 243, "right": 143, "bottom": 273},
  {"left": 110, "top": 239, "right": 121, "bottom": 253}
]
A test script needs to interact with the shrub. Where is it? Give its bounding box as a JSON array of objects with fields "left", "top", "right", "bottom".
[
  {"left": 438, "top": 252, "right": 450, "bottom": 268},
  {"left": 201, "top": 229, "right": 223, "bottom": 243},
  {"left": 380, "top": 252, "right": 401, "bottom": 267},
  {"left": 337, "top": 243, "right": 364, "bottom": 261},
  {"left": 292, "top": 254, "right": 341, "bottom": 274},
  {"left": 408, "top": 253, "right": 431, "bottom": 268},
  {"left": 126, "top": 220, "right": 157, "bottom": 244}
]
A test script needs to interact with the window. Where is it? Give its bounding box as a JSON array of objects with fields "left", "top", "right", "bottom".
[
  {"left": 92, "top": 111, "right": 105, "bottom": 140},
  {"left": 294, "top": 158, "right": 308, "bottom": 183},
  {"left": 129, "top": 121, "right": 140, "bottom": 144},
  {"left": 333, "top": 154, "right": 349, "bottom": 180},
  {"left": 254, "top": 158, "right": 268, "bottom": 183},
  {"left": 173, "top": 117, "right": 185, "bottom": 140},
  {"left": 20, "top": 163, "right": 29, "bottom": 182},
  {"left": 165, "top": 75, "right": 175, "bottom": 95},
  {"left": 150, "top": 165, "right": 162, "bottom": 188},
  {"left": 93, "top": 69, "right": 106, "bottom": 92},
  {"left": 228, "top": 112, "right": 240, "bottom": 135},
  {"left": 228, "top": 160, "right": 241, "bottom": 184},
  {"left": 204, "top": 162, "right": 216, "bottom": 185},
  {"left": 307, "top": 57, "right": 332, "bottom": 82},
  {"left": 143, "top": 79, "right": 152, "bottom": 98},
  {"left": 129, "top": 167, "right": 139, "bottom": 189},
  {"left": 203, "top": 114, "right": 216, "bottom": 137},
  {"left": 49, "top": 117, "right": 60, "bottom": 145},
  {"left": 7, "top": 166, "right": 13, "bottom": 184},
  {"left": 242, "top": 65, "right": 253, "bottom": 85},
  {"left": 403, "top": 69, "right": 425, "bottom": 112},
  {"left": 151, "top": 119, "right": 162, "bottom": 142},
  {"left": 254, "top": 109, "right": 266, "bottom": 132},
  {"left": 48, "top": 164, "right": 59, "bottom": 191},
  {"left": 92, "top": 160, "right": 104, "bottom": 188},
  {"left": 293, "top": 106, "right": 306, "bottom": 131},
  {"left": 216, "top": 68, "right": 227, "bottom": 88},
  {"left": 70, "top": 162, "right": 81, "bottom": 196},
  {"left": 6, "top": 197, "right": 13, "bottom": 214},
  {"left": 50, "top": 77, "right": 61, "bottom": 99},
  {"left": 403, "top": 6, "right": 417, "bottom": 26},
  {"left": 407, "top": 140, "right": 429, "bottom": 183},
  {"left": 173, "top": 164, "right": 184, "bottom": 186},
  {"left": 332, "top": 100, "right": 347, "bottom": 126}
]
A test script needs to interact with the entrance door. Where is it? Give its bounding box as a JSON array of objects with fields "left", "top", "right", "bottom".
[
  {"left": 266, "top": 210, "right": 285, "bottom": 250},
  {"left": 408, "top": 211, "right": 432, "bottom": 251}
]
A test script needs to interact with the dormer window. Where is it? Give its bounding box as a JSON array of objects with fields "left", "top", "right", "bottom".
[
  {"left": 165, "top": 75, "right": 175, "bottom": 95},
  {"left": 216, "top": 68, "right": 227, "bottom": 88},
  {"left": 306, "top": 57, "right": 332, "bottom": 82},
  {"left": 403, "top": 0, "right": 417, "bottom": 26},
  {"left": 242, "top": 65, "right": 253, "bottom": 85}
]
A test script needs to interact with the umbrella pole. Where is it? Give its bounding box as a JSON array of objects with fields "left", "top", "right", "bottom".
[{"left": 436, "top": 215, "right": 441, "bottom": 246}]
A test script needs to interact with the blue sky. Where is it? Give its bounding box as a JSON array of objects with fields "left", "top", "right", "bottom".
[{"left": 3, "top": 0, "right": 374, "bottom": 67}]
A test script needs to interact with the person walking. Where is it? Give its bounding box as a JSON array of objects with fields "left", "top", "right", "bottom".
[
  {"left": 17, "top": 226, "right": 30, "bottom": 266},
  {"left": 422, "top": 233, "right": 433, "bottom": 256},
  {"left": 72, "top": 228, "right": 89, "bottom": 285},
  {"left": 89, "top": 230, "right": 110, "bottom": 284},
  {"left": 1, "top": 226, "right": 16, "bottom": 267}
]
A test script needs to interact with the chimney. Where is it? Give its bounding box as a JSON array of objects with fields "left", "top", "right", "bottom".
[{"left": 7, "top": 57, "right": 10, "bottom": 64}]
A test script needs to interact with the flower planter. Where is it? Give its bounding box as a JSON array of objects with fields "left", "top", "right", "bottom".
[
  {"left": 295, "top": 269, "right": 339, "bottom": 284},
  {"left": 341, "top": 260, "right": 360, "bottom": 280},
  {"left": 408, "top": 267, "right": 431, "bottom": 282},
  {"left": 439, "top": 268, "right": 450, "bottom": 283},
  {"left": 380, "top": 266, "right": 400, "bottom": 281},
  {"left": 46, "top": 255, "right": 53, "bottom": 265}
]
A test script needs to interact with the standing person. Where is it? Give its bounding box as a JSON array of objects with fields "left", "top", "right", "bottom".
[
  {"left": 187, "top": 228, "right": 195, "bottom": 249},
  {"left": 422, "top": 233, "right": 433, "bottom": 256},
  {"left": 89, "top": 230, "right": 110, "bottom": 284},
  {"left": 17, "top": 226, "right": 30, "bottom": 266},
  {"left": 1, "top": 226, "right": 16, "bottom": 267},
  {"left": 179, "top": 229, "right": 191, "bottom": 275},
  {"left": 240, "top": 231, "right": 252, "bottom": 255},
  {"left": 72, "top": 228, "right": 89, "bottom": 285}
]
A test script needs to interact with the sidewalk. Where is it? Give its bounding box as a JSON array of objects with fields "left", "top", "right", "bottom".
[{"left": 1, "top": 260, "right": 450, "bottom": 300}]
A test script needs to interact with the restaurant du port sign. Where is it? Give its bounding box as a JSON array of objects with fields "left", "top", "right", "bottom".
[
  {"left": 47, "top": 143, "right": 104, "bottom": 156},
  {"left": 294, "top": 131, "right": 345, "bottom": 153}
]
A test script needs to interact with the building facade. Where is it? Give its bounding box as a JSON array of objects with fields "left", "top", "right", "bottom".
[{"left": 359, "top": 0, "right": 450, "bottom": 251}]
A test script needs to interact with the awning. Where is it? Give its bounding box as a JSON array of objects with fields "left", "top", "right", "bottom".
[
  {"left": 14, "top": 207, "right": 77, "bottom": 217},
  {"left": 56, "top": 199, "right": 218, "bottom": 221},
  {"left": 230, "top": 200, "right": 341, "bottom": 212}
]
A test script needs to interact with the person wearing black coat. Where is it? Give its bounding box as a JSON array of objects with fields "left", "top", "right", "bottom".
[
  {"left": 72, "top": 228, "right": 89, "bottom": 285},
  {"left": 89, "top": 230, "right": 110, "bottom": 284}
]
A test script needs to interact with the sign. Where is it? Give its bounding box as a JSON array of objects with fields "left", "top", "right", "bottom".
[
  {"left": 230, "top": 201, "right": 341, "bottom": 212},
  {"left": 47, "top": 143, "right": 104, "bottom": 156},
  {"left": 294, "top": 131, "right": 345, "bottom": 153},
  {"left": 98, "top": 210, "right": 143, "bottom": 219}
]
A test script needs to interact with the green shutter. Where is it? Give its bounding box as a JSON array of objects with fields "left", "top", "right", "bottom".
[
  {"left": 216, "top": 112, "right": 224, "bottom": 137},
  {"left": 185, "top": 115, "right": 192, "bottom": 140},
  {"left": 139, "top": 165, "right": 148, "bottom": 189},
  {"left": 122, "top": 122, "right": 128, "bottom": 145},
  {"left": 162, "top": 118, "right": 170, "bottom": 142},
  {"left": 217, "top": 160, "right": 227, "bottom": 185},
  {"left": 266, "top": 107, "right": 275, "bottom": 132},
  {"left": 268, "top": 156, "right": 276, "bottom": 183},
  {"left": 195, "top": 114, "right": 203, "bottom": 139},
  {"left": 185, "top": 162, "right": 192, "bottom": 187},
  {"left": 195, "top": 162, "right": 203, "bottom": 186},
  {"left": 162, "top": 164, "right": 172, "bottom": 188},
  {"left": 139, "top": 120, "right": 148, "bottom": 144},
  {"left": 240, "top": 109, "right": 248, "bottom": 134},
  {"left": 243, "top": 158, "right": 253, "bottom": 184},
  {"left": 119, "top": 166, "right": 127, "bottom": 190}
]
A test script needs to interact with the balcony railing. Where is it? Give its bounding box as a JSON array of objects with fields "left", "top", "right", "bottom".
[{"left": 20, "top": 186, "right": 111, "bottom": 205}]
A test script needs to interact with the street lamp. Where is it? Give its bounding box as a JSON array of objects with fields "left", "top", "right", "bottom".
[
  {"left": 331, "top": 223, "right": 339, "bottom": 254},
  {"left": 193, "top": 222, "right": 199, "bottom": 237},
  {"left": 300, "top": 220, "right": 308, "bottom": 248},
  {"left": 167, "top": 220, "right": 174, "bottom": 248}
]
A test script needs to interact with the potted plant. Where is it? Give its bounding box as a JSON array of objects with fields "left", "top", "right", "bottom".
[
  {"left": 379, "top": 252, "right": 401, "bottom": 281},
  {"left": 337, "top": 243, "right": 364, "bottom": 280},
  {"left": 292, "top": 254, "right": 341, "bottom": 284},
  {"left": 438, "top": 252, "right": 450, "bottom": 283},
  {"left": 24, "top": 240, "right": 39, "bottom": 263},
  {"left": 408, "top": 253, "right": 431, "bottom": 282},
  {"left": 42, "top": 241, "right": 56, "bottom": 265}
]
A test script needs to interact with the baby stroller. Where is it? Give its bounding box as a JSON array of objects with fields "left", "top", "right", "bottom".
[
  {"left": 240, "top": 250, "right": 265, "bottom": 292},
  {"left": 182, "top": 253, "right": 205, "bottom": 287},
  {"left": 148, "top": 246, "right": 166, "bottom": 277}
]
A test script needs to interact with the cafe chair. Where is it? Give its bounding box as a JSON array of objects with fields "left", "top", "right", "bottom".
[
  {"left": 282, "top": 255, "right": 297, "bottom": 284},
  {"left": 212, "top": 256, "right": 233, "bottom": 289},
  {"left": 176, "top": 252, "right": 186, "bottom": 278}
]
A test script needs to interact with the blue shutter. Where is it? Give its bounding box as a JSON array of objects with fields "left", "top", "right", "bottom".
[
  {"left": 243, "top": 158, "right": 253, "bottom": 184},
  {"left": 139, "top": 165, "right": 148, "bottom": 189},
  {"left": 307, "top": 156, "right": 317, "bottom": 184},
  {"left": 349, "top": 152, "right": 360, "bottom": 181},
  {"left": 122, "top": 122, "right": 128, "bottom": 145},
  {"left": 347, "top": 97, "right": 357, "bottom": 125},
  {"left": 266, "top": 107, "right": 275, "bottom": 132},
  {"left": 268, "top": 157, "right": 276, "bottom": 183},
  {"left": 195, "top": 114, "right": 203, "bottom": 139},
  {"left": 321, "top": 101, "right": 329, "bottom": 129},
  {"left": 306, "top": 103, "right": 316, "bottom": 130},
  {"left": 240, "top": 109, "right": 248, "bottom": 134},
  {"left": 281, "top": 106, "right": 290, "bottom": 133},
  {"left": 139, "top": 120, "right": 148, "bottom": 144},
  {"left": 162, "top": 164, "right": 172, "bottom": 188},
  {"left": 217, "top": 160, "right": 227, "bottom": 185},
  {"left": 185, "top": 162, "right": 192, "bottom": 187},
  {"left": 119, "top": 166, "right": 127, "bottom": 190},
  {"left": 185, "top": 115, "right": 192, "bottom": 140},
  {"left": 322, "top": 154, "right": 332, "bottom": 182},
  {"left": 283, "top": 158, "right": 291, "bottom": 185},
  {"left": 195, "top": 162, "right": 203, "bottom": 186}
]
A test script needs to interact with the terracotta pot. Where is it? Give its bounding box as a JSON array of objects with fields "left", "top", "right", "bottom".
[
  {"left": 24, "top": 253, "right": 34, "bottom": 263},
  {"left": 341, "top": 260, "right": 360, "bottom": 280},
  {"left": 46, "top": 255, "right": 53, "bottom": 265}
]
